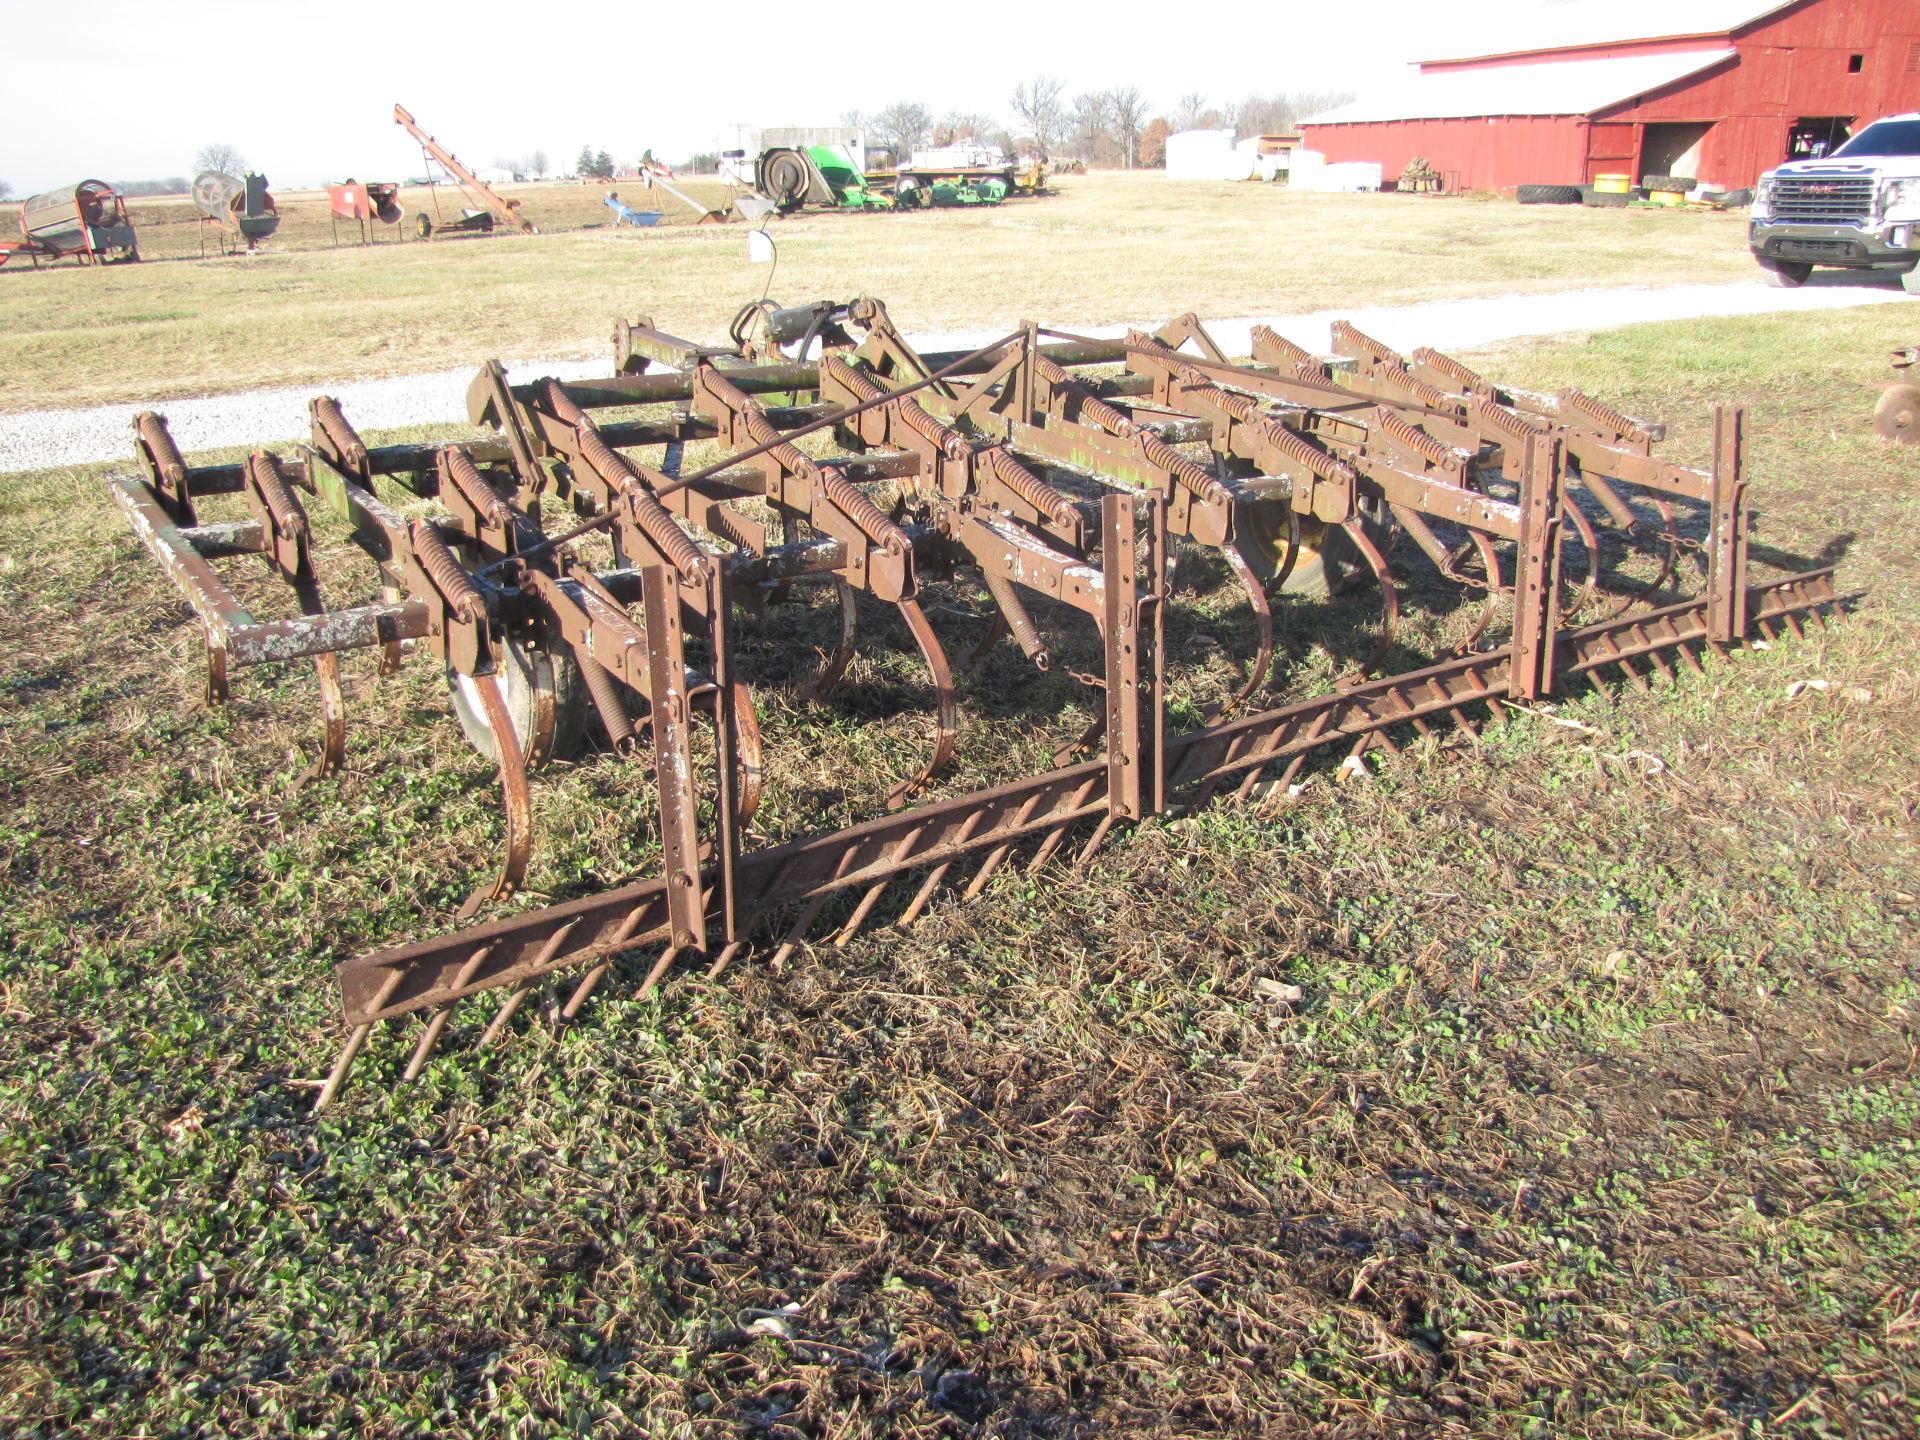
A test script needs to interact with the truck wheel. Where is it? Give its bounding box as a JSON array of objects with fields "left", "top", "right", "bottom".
[
  {"left": 1760, "top": 260, "right": 1812, "bottom": 287},
  {"left": 1517, "top": 184, "right": 1582, "bottom": 205},
  {"left": 1875, "top": 383, "right": 1920, "bottom": 443},
  {"left": 1901, "top": 265, "right": 1920, "bottom": 296}
]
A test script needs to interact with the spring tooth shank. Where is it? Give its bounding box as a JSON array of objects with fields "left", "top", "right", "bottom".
[
  {"left": 443, "top": 446, "right": 512, "bottom": 526},
  {"left": 247, "top": 453, "right": 307, "bottom": 540},
  {"left": 409, "top": 519, "right": 486, "bottom": 621},
  {"left": 134, "top": 412, "right": 188, "bottom": 485}
]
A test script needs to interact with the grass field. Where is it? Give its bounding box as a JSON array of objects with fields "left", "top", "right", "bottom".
[
  {"left": 0, "top": 172, "right": 1765, "bottom": 412},
  {"left": 0, "top": 300, "right": 1915, "bottom": 1437}
]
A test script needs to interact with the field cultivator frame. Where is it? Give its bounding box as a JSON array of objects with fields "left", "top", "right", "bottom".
[{"left": 117, "top": 299, "right": 1844, "bottom": 1111}]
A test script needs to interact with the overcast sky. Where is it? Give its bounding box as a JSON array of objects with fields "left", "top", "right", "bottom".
[{"left": 0, "top": 0, "right": 1490, "bottom": 193}]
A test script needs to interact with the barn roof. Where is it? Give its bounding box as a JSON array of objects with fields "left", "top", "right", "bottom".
[
  {"left": 1301, "top": 48, "right": 1737, "bottom": 126},
  {"left": 1417, "top": 0, "right": 1793, "bottom": 66}
]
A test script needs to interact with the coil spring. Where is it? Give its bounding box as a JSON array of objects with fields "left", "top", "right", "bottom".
[
  {"left": 576, "top": 424, "right": 642, "bottom": 491},
  {"left": 988, "top": 448, "right": 1079, "bottom": 528},
  {"left": 409, "top": 519, "right": 485, "bottom": 621},
  {"left": 1263, "top": 424, "right": 1357, "bottom": 489},
  {"left": 312, "top": 396, "right": 368, "bottom": 466},
  {"left": 818, "top": 467, "right": 909, "bottom": 552},
  {"left": 442, "top": 446, "right": 512, "bottom": 526},
  {"left": 1562, "top": 388, "right": 1649, "bottom": 442},
  {"left": 134, "top": 412, "right": 187, "bottom": 485},
  {"left": 1410, "top": 346, "right": 1492, "bottom": 396},
  {"left": 1375, "top": 409, "right": 1454, "bottom": 469},
  {"left": 1136, "top": 429, "right": 1231, "bottom": 503},
  {"left": 1330, "top": 320, "right": 1405, "bottom": 367},
  {"left": 1035, "top": 354, "right": 1135, "bottom": 435},
  {"left": 247, "top": 453, "right": 308, "bottom": 540},
  {"left": 895, "top": 397, "right": 972, "bottom": 461},
  {"left": 1388, "top": 370, "right": 1460, "bottom": 413},
  {"left": 626, "top": 489, "right": 712, "bottom": 582},
  {"left": 1251, "top": 324, "right": 1319, "bottom": 369},
  {"left": 1476, "top": 398, "right": 1547, "bottom": 443},
  {"left": 542, "top": 378, "right": 589, "bottom": 427},
  {"left": 1293, "top": 360, "right": 1334, "bottom": 385},
  {"left": 576, "top": 651, "right": 637, "bottom": 754},
  {"left": 821, "top": 354, "right": 887, "bottom": 404},
  {"left": 741, "top": 407, "right": 820, "bottom": 478}
]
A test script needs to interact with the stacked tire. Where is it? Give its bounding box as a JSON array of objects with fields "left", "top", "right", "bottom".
[{"left": 1517, "top": 183, "right": 1583, "bottom": 205}]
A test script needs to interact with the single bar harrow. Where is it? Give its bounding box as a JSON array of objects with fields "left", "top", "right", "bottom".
[{"left": 113, "top": 299, "right": 1846, "bottom": 1113}]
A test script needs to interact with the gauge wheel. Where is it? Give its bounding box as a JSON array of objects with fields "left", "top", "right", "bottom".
[
  {"left": 1874, "top": 382, "right": 1920, "bottom": 444},
  {"left": 446, "top": 632, "right": 588, "bottom": 767}
]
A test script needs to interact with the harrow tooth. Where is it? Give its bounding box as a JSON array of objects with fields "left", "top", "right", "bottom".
[
  {"left": 704, "top": 939, "right": 746, "bottom": 982},
  {"left": 313, "top": 1023, "right": 373, "bottom": 1115},
  {"left": 479, "top": 982, "right": 535, "bottom": 1047},
  {"left": 962, "top": 842, "right": 1015, "bottom": 900},
  {"left": 562, "top": 962, "right": 612, "bottom": 1017},
  {"left": 111, "top": 298, "right": 1839, "bottom": 1112},
  {"left": 771, "top": 895, "right": 832, "bottom": 970},
  {"left": 895, "top": 863, "right": 953, "bottom": 929}
]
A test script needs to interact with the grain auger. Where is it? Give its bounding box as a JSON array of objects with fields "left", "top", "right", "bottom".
[{"left": 111, "top": 298, "right": 1843, "bottom": 1114}]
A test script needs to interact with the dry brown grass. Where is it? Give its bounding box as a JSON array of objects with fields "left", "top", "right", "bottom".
[{"left": 1, "top": 171, "right": 1760, "bottom": 412}]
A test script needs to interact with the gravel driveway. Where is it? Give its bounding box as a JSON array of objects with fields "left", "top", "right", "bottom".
[{"left": 2, "top": 276, "right": 1906, "bottom": 475}]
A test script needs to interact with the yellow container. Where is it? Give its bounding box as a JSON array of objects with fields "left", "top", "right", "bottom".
[
  {"left": 1650, "top": 188, "right": 1684, "bottom": 207},
  {"left": 1593, "top": 173, "right": 1630, "bottom": 193}
]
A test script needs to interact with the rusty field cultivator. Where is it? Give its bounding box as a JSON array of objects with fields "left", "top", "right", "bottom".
[{"left": 116, "top": 298, "right": 1843, "bottom": 1111}]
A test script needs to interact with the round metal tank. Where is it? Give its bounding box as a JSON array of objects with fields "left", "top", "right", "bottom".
[{"left": 19, "top": 180, "right": 120, "bottom": 250}]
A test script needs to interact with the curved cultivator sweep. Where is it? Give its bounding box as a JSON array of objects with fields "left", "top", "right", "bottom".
[{"left": 114, "top": 298, "right": 1844, "bottom": 1112}]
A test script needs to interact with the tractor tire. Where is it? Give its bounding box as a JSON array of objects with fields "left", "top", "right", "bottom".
[
  {"left": 1874, "top": 382, "right": 1920, "bottom": 443},
  {"left": 759, "top": 149, "right": 812, "bottom": 210},
  {"left": 1583, "top": 190, "right": 1631, "bottom": 208},
  {"left": 1643, "top": 175, "right": 1693, "bottom": 193},
  {"left": 1517, "top": 184, "right": 1583, "bottom": 205},
  {"left": 1720, "top": 187, "right": 1754, "bottom": 208},
  {"left": 1760, "top": 260, "right": 1812, "bottom": 288}
]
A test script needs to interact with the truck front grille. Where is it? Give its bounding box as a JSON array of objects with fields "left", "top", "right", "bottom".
[{"left": 1772, "top": 175, "right": 1876, "bottom": 224}]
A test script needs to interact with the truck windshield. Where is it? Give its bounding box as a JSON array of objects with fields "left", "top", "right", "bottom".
[{"left": 1834, "top": 120, "right": 1920, "bottom": 157}]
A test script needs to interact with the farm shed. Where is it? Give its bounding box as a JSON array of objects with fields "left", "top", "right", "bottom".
[{"left": 1300, "top": 0, "right": 1920, "bottom": 191}]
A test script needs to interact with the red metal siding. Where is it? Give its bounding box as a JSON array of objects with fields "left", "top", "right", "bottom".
[
  {"left": 1599, "top": 0, "right": 1920, "bottom": 185},
  {"left": 1302, "top": 0, "right": 1920, "bottom": 191},
  {"left": 1301, "top": 116, "right": 1588, "bottom": 191}
]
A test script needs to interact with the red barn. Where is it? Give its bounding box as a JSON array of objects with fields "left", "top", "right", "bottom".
[{"left": 1300, "top": 0, "right": 1920, "bottom": 191}]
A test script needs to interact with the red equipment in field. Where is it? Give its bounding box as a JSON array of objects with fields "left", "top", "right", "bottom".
[{"left": 328, "top": 181, "right": 405, "bottom": 244}]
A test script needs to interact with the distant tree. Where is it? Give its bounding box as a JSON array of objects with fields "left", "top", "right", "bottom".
[
  {"left": 1010, "top": 75, "right": 1066, "bottom": 158},
  {"left": 684, "top": 152, "right": 719, "bottom": 175},
  {"left": 1138, "top": 117, "right": 1170, "bottom": 168},
  {"left": 1172, "top": 93, "right": 1211, "bottom": 130},
  {"left": 530, "top": 149, "right": 548, "bottom": 179},
  {"left": 0, "top": 180, "right": 11, "bottom": 201},
  {"left": 1068, "top": 92, "right": 1114, "bottom": 163},
  {"left": 194, "top": 142, "right": 246, "bottom": 177},
  {"left": 839, "top": 109, "right": 866, "bottom": 133},
  {"left": 594, "top": 149, "right": 614, "bottom": 180},
  {"left": 873, "top": 101, "right": 934, "bottom": 155},
  {"left": 935, "top": 111, "right": 997, "bottom": 145},
  {"left": 575, "top": 145, "right": 595, "bottom": 178},
  {"left": 1107, "top": 86, "right": 1149, "bottom": 168}
]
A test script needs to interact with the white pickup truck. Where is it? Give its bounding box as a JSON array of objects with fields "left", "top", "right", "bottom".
[{"left": 1750, "top": 113, "right": 1920, "bottom": 292}]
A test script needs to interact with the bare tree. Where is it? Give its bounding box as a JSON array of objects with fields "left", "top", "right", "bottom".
[
  {"left": 1068, "top": 92, "right": 1114, "bottom": 163},
  {"left": 194, "top": 142, "right": 247, "bottom": 177},
  {"left": 530, "top": 148, "right": 549, "bottom": 179},
  {"left": 0, "top": 180, "right": 11, "bottom": 201},
  {"left": 872, "top": 101, "right": 934, "bottom": 155},
  {"left": 1172, "top": 93, "right": 1211, "bottom": 130},
  {"left": 1107, "top": 86, "right": 1149, "bottom": 168},
  {"left": 935, "top": 111, "right": 998, "bottom": 145},
  {"left": 839, "top": 109, "right": 867, "bottom": 132},
  {"left": 1010, "top": 75, "right": 1066, "bottom": 158}
]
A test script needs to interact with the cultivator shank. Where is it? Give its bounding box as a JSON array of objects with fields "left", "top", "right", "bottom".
[{"left": 112, "top": 297, "right": 1844, "bottom": 1113}]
